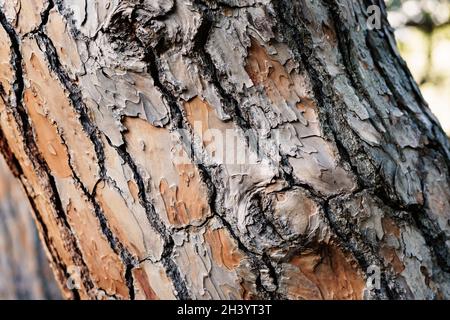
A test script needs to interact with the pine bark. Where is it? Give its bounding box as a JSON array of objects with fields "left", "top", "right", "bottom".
[{"left": 0, "top": 0, "right": 449, "bottom": 299}]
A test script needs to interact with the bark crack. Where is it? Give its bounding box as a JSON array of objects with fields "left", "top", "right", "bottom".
[
  {"left": 111, "top": 137, "right": 191, "bottom": 300},
  {"left": 151, "top": 5, "right": 285, "bottom": 297},
  {"left": 0, "top": 7, "right": 96, "bottom": 299},
  {"left": 31, "top": 15, "right": 138, "bottom": 297},
  {"left": 270, "top": 0, "right": 397, "bottom": 299}
]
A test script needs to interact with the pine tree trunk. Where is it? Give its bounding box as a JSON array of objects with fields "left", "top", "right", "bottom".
[{"left": 0, "top": 0, "right": 449, "bottom": 300}]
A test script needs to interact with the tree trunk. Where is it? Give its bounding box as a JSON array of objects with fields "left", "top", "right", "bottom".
[
  {"left": 0, "top": 0, "right": 449, "bottom": 300},
  {"left": 0, "top": 156, "right": 61, "bottom": 299}
]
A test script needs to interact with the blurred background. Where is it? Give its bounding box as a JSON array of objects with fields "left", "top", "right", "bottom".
[
  {"left": 0, "top": 156, "right": 61, "bottom": 299},
  {"left": 387, "top": 0, "right": 450, "bottom": 135}
]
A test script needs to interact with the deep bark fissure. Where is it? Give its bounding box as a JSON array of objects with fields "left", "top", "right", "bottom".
[
  {"left": 189, "top": 0, "right": 398, "bottom": 299},
  {"left": 323, "top": 196, "right": 393, "bottom": 299},
  {"left": 364, "top": 23, "right": 450, "bottom": 274},
  {"left": 0, "top": 8, "right": 97, "bottom": 299},
  {"left": 142, "top": 17, "right": 281, "bottom": 298},
  {"left": 167, "top": 4, "right": 286, "bottom": 298},
  {"left": 25, "top": 1, "right": 146, "bottom": 298},
  {"left": 34, "top": 30, "right": 139, "bottom": 298},
  {"left": 113, "top": 138, "right": 191, "bottom": 300},
  {"left": 269, "top": 0, "right": 410, "bottom": 299}
]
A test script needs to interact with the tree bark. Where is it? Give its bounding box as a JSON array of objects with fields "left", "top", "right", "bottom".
[
  {"left": 0, "top": 0, "right": 449, "bottom": 300},
  {"left": 0, "top": 156, "right": 61, "bottom": 299}
]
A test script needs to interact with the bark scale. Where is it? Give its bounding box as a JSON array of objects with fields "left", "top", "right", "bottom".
[{"left": 0, "top": 0, "right": 449, "bottom": 299}]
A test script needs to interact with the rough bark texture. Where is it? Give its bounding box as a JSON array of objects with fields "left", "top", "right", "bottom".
[
  {"left": 0, "top": 0, "right": 449, "bottom": 300},
  {"left": 0, "top": 156, "right": 61, "bottom": 299}
]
